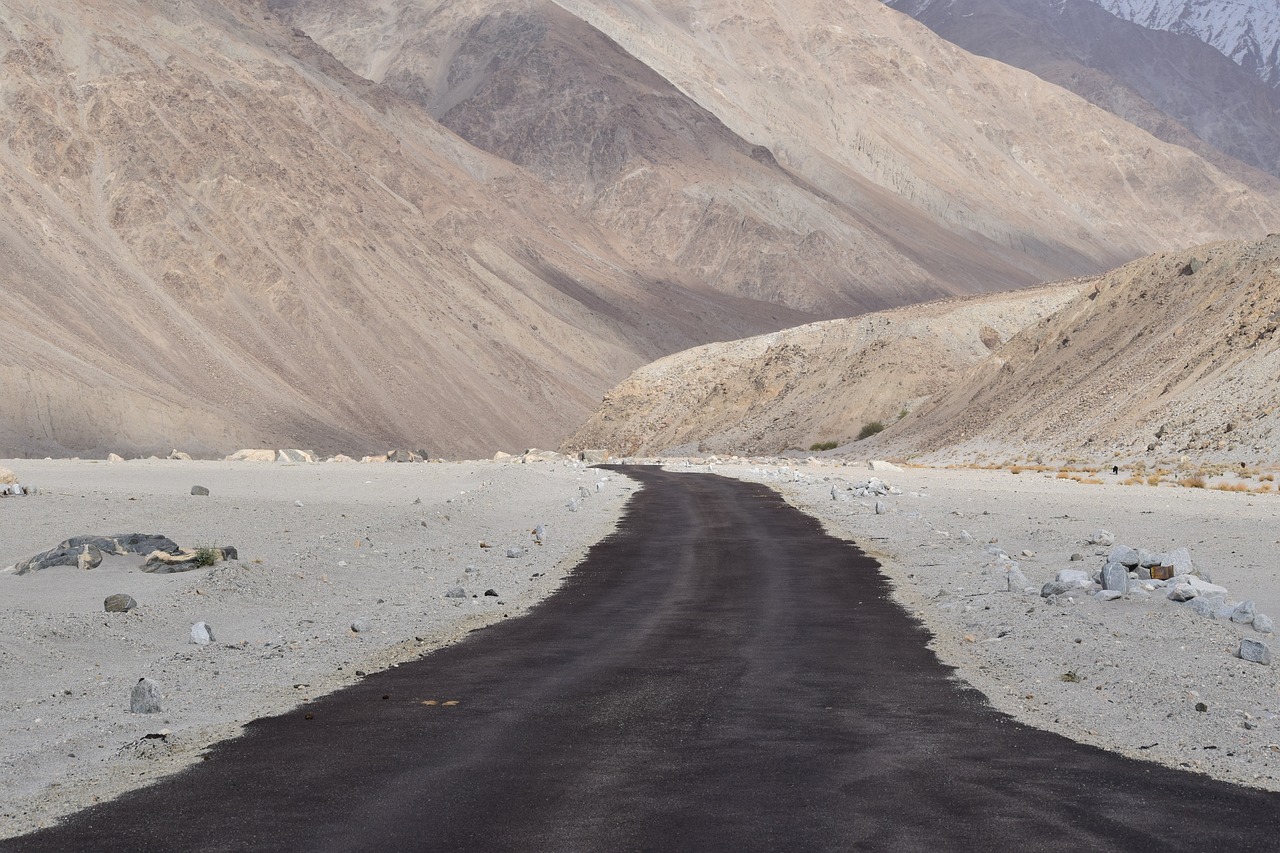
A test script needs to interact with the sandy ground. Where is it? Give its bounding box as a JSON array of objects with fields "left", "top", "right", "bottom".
[
  {"left": 7, "top": 455, "right": 1280, "bottom": 839},
  {"left": 699, "top": 459, "right": 1280, "bottom": 791},
  {"left": 0, "top": 457, "right": 633, "bottom": 838}
]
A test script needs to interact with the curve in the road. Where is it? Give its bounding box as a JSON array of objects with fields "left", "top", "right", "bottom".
[{"left": 8, "top": 466, "right": 1280, "bottom": 852}]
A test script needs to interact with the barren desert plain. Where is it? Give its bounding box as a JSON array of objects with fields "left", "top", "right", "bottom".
[{"left": 4, "top": 453, "right": 1280, "bottom": 838}]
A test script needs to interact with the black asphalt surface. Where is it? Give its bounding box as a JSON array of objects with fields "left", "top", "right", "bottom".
[{"left": 9, "top": 466, "right": 1280, "bottom": 852}]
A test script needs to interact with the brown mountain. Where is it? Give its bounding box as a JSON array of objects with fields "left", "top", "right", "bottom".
[
  {"left": 886, "top": 0, "right": 1280, "bottom": 181},
  {"left": 566, "top": 235, "right": 1280, "bottom": 463},
  {"left": 0, "top": 0, "right": 812, "bottom": 458},
  {"left": 2, "top": 0, "right": 1279, "bottom": 458}
]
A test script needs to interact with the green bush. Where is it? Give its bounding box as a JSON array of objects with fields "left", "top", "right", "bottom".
[
  {"left": 193, "top": 546, "right": 220, "bottom": 567},
  {"left": 809, "top": 440, "right": 838, "bottom": 452},
  {"left": 857, "top": 421, "right": 886, "bottom": 441}
]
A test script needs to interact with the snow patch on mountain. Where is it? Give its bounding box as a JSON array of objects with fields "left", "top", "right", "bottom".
[{"left": 1094, "top": 0, "right": 1280, "bottom": 88}]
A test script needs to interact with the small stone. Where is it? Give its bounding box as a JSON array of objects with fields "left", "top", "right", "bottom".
[
  {"left": 1020, "top": 550, "right": 1036, "bottom": 558},
  {"left": 958, "top": 530, "right": 974, "bottom": 544},
  {"left": 1054, "top": 569, "right": 1091, "bottom": 588},
  {"left": 1101, "top": 562, "right": 1128, "bottom": 593},
  {"left": 1088, "top": 529, "right": 1116, "bottom": 547},
  {"left": 1093, "top": 589, "right": 1123, "bottom": 601},
  {"left": 1108, "top": 545, "right": 1141, "bottom": 568},
  {"left": 1195, "top": 701, "right": 1209, "bottom": 712},
  {"left": 191, "top": 485, "right": 210, "bottom": 496},
  {"left": 506, "top": 547, "right": 524, "bottom": 558},
  {"left": 1231, "top": 600, "right": 1257, "bottom": 625},
  {"left": 444, "top": 587, "right": 466, "bottom": 599},
  {"left": 1069, "top": 553, "right": 1084, "bottom": 561},
  {"left": 1186, "top": 598, "right": 1218, "bottom": 618},
  {"left": 1254, "top": 614, "right": 1275, "bottom": 634},
  {"left": 1240, "top": 638, "right": 1272, "bottom": 665},
  {"left": 568, "top": 499, "right": 579, "bottom": 512},
  {"left": 1006, "top": 566, "right": 1031, "bottom": 592},
  {"left": 1167, "top": 583, "right": 1197, "bottom": 602},
  {"left": 294, "top": 500, "right": 304, "bottom": 508},
  {"left": 130, "top": 678, "right": 162, "bottom": 713},
  {"left": 1041, "top": 581, "right": 1077, "bottom": 597},
  {"left": 190, "top": 622, "right": 214, "bottom": 644},
  {"left": 350, "top": 620, "right": 369, "bottom": 633},
  {"left": 579, "top": 486, "right": 591, "bottom": 498},
  {"left": 104, "top": 593, "right": 137, "bottom": 613},
  {"left": 875, "top": 500, "right": 887, "bottom": 515},
  {"left": 484, "top": 589, "right": 498, "bottom": 597},
  {"left": 1160, "top": 547, "right": 1193, "bottom": 574}
]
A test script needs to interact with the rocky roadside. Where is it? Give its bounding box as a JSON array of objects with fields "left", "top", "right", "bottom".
[{"left": 694, "top": 458, "right": 1280, "bottom": 791}]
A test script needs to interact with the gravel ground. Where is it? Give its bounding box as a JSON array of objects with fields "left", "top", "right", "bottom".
[
  {"left": 700, "top": 459, "right": 1280, "bottom": 792},
  {"left": 0, "top": 457, "right": 633, "bottom": 838},
  {"left": 7, "top": 454, "right": 1280, "bottom": 838}
]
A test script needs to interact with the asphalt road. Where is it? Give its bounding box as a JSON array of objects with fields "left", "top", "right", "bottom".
[{"left": 10, "top": 466, "right": 1280, "bottom": 852}]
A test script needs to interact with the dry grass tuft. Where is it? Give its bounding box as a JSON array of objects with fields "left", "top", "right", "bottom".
[
  {"left": 1212, "top": 482, "right": 1250, "bottom": 492},
  {"left": 1122, "top": 477, "right": 1144, "bottom": 486},
  {"left": 1146, "top": 474, "right": 1162, "bottom": 486},
  {"left": 1178, "top": 476, "right": 1207, "bottom": 489}
]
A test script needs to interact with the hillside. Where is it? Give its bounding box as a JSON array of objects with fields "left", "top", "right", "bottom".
[
  {"left": 888, "top": 234, "right": 1280, "bottom": 462},
  {"left": 568, "top": 236, "right": 1280, "bottom": 463},
  {"left": 1096, "top": 0, "right": 1280, "bottom": 89},
  {"left": 887, "top": 0, "right": 1280, "bottom": 181},
  {"left": 3, "top": 0, "right": 1280, "bottom": 458},
  {"left": 563, "top": 285, "right": 1083, "bottom": 456},
  {"left": 0, "top": 0, "right": 814, "bottom": 458}
]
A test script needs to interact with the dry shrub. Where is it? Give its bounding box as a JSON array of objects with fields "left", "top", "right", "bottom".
[
  {"left": 1261, "top": 473, "right": 1276, "bottom": 483},
  {"left": 1122, "top": 477, "right": 1144, "bottom": 486},
  {"left": 1213, "top": 482, "right": 1250, "bottom": 492},
  {"left": 1056, "top": 472, "right": 1072, "bottom": 480},
  {"left": 1146, "top": 474, "right": 1162, "bottom": 486},
  {"left": 1178, "top": 476, "right": 1207, "bottom": 489},
  {"left": 1081, "top": 477, "right": 1103, "bottom": 485},
  {"left": 1009, "top": 466, "right": 1023, "bottom": 474}
]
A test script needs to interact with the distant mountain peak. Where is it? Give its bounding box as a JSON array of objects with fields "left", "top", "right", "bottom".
[{"left": 1094, "top": 0, "right": 1280, "bottom": 87}]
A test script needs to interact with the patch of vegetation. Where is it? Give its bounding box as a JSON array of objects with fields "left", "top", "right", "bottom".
[
  {"left": 809, "top": 440, "right": 839, "bottom": 452},
  {"left": 856, "top": 421, "right": 886, "bottom": 441},
  {"left": 193, "top": 546, "right": 220, "bottom": 567},
  {"left": 1178, "top": 476, "right": 1207, "bottom": 489}
]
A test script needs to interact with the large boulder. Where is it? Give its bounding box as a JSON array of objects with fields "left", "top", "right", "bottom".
[
  {"left": 387, "top": 449, "right": 426, "bottom": 463},
  {"left": 868, "top": 460, "right": 904, "bottom": 473},
  {"left": 226, "top": 449, "right": 276, "bottom": 462},
  {"left": 9, "top": 534, "right": 182, "bottom": 575},
  {"left": 276, "top": 449, "right": 316, "bottom": 464},
  {"left": 167, "top": 449, "right": 193, "bottom": 461}
]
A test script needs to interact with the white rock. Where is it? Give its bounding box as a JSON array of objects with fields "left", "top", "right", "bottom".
[
  {"left": 1054, "top": 569, "right": 1092, "bottom": 589},
  {"left": 869, "top": 460, "right": 904, "bottom": 473},
  {"left": 130, "top": 678, "right": 162, "bottom": 713},
  {"left": 189, "top": 622, "right": 214, "bottom": 645}
]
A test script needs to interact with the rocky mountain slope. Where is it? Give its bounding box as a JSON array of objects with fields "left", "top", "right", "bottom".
[
  {"left": 568, "top": 236, "right": 1280, "bottom": 462},
  {"left": 0, "top": 0, "right": 817, "bottom": 458},
  {"left": 887, "top": 234, "right": 1280, "bottom": 462},
  {"left": 886, "top": 0, "right": 1280, "bottom": 181},
  {"left": 564, "top": 285, "right": 1083, "bottom": 456},
  {"left": 1095, "top": 0, "right": 1280, "bottom": 89},
  {"left": 3, "top": 0, "right": 1280, "bottom": 458}
]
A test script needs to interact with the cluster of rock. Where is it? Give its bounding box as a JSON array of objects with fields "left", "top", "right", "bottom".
[
  {"left": 3, "top": 533, "right": 237, "bottom": 575},
  {"left": 0, "top": 466, "right": 36, "bottom": 496},
  {"left": 831, "top": 476, "right": 901, "bottom": 500},
  {"left": 1027, "top": 529, "right": 1274, "bottom": 664}
]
